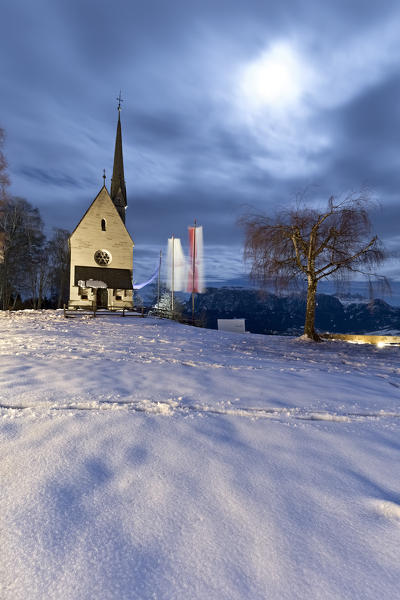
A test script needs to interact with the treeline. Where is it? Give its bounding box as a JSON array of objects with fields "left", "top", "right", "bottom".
[
  {"left": 0, "top": 197, "right": 70, "bottom": 310},
  {"left": 0, "top": 127, "right": 70, "bottom": 310}
]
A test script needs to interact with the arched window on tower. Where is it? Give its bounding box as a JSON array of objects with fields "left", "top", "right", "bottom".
[{"left": 101, "top": 219, "right": 106, "bottom": 231}]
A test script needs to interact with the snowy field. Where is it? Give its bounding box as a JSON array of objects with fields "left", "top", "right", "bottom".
[{"left": 1, "top": 310, "right": 400, "bottom": 600}]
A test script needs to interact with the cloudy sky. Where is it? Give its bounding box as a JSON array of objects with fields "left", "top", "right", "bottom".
[{"left": 1, "top": 0, "right": 400, "bottom": 284}]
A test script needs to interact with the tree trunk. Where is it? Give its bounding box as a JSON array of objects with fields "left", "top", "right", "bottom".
[
  {"left": 304, "top": 278, "right": 320, "bottom": 341},
  {"left": 57, "top": 272, "right": 66, "bottom": 308}
]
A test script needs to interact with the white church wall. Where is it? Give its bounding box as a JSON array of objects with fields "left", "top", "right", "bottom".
[{"left": 69, "top": 187, "right": 134, "bottom": 309}]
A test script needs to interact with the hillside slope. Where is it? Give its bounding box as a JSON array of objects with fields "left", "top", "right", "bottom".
[{"left": 1, "top": 311, "right": 400, "bottom": 599}]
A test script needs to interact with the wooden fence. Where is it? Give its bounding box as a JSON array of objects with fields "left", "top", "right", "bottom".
[{"left": 63, "top": 303, "right": 146, "bottom": 319}]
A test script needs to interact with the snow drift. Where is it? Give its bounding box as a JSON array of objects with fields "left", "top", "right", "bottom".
[{"left": 0, "top": 310, "right": 399, "bottom": 599}]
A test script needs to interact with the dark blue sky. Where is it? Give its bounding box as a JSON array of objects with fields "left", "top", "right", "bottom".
[{"left": 1, "top": 0, "right": 399, "bottom": 283}]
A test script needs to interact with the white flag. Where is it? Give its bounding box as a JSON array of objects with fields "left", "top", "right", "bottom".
[{"left": 166, "top": 237, "right": 187, "bottom": 292}]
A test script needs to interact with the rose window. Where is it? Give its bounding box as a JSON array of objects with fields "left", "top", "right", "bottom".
[{"left": 94, "top": 249, "right": 112, "bottom": 265}]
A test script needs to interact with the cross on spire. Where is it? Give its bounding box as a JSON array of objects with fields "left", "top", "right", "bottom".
[
  {"left": 117, "top": 90, "right": 123, "bottom": 113},
  {"left": 103, "top": 169, "right": 106, "bottom": 185}
]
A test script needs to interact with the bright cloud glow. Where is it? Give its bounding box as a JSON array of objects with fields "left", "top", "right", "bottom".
[
  {"left": 238, "top": 42, "right": 312, "bottom": 111},
  {"left": 231, "top": 27, "right": 400, "bottom": 180},
  {"left": 233, "top": 41, "right": 325, "bottom": 178}
]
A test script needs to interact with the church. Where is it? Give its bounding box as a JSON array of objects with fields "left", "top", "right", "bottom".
[{"left": 68, "top": 102, "right": 134, "bottom": 309}]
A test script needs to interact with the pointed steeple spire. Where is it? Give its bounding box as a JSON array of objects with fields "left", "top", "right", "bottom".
[{"left": 110, "top": 93, "right": 127, "bottom": 222}]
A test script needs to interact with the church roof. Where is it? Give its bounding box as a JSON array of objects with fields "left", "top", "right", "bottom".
[
  {"left": 69, "top": 185, "right": 134, "bottom": 244},
  {"left": 110, "top": 111, "right": 127, "bottom": 208}
]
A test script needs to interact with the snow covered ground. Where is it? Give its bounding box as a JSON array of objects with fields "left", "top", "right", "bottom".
[{"left": 1, "top": 310, "right": 400, "bottom": 600}]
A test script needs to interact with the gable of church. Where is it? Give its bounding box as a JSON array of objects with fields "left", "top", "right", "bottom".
[
  {"left": 69, "top": 186, "right": 133, "bottom": 292},
  {"left": 70, "top": 186, "right": 133, "bottom": 247}
]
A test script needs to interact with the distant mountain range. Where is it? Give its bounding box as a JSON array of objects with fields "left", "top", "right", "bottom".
[
  {"left": 206, "top": 278, "right": 400, "bottom": 307},
  {"left": 183, "top": 288, "right": 400, "bottom": 335}
]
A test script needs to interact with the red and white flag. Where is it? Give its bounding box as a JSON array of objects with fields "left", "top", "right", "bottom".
[{"left": 187, "top": 225, "right": 204, "bottom": 293}]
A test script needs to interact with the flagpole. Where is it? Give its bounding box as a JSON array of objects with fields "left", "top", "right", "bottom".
[
  {"left": 157, "top": 250, "right": 162, "bottom": 310},
  {"left": 192, "top": 219, "right": 196, "bottom": 323}
]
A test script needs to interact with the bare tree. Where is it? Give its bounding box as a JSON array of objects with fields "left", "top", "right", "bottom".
[
  {"left": 47, "top": 228, "right": 70, "bottom": 308},
  {"left": 0, "top": 127, "right": 10, "bottom": 265},
  {"left": 24, "top": 205, "right": 47, "bottom": 308},
  {"left": 0, "top": 131, "right": 70, "bottom": 309},
  {"left": 240, "top": 192, "right": 386, "bottom": 341},
  {"left": 0, "top": 197, "right": 45, "bottom": 309},
  {"left": 0, "top": 127, "right": 9, "bottom": 201}
]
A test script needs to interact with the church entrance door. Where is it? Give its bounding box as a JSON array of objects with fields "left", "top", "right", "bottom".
[{"left": 96, "top": 288, "right": 108, "bottom": 308}]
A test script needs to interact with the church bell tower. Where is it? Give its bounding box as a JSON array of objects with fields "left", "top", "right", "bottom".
[
  {"left": 68, "top": 93, "right": 134, "bottom": 310},
  {"left": 110, "top": 93, "right": 127, "bottom": 222}
]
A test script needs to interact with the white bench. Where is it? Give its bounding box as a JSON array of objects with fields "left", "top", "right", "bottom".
[{"left": 217, "top": 318, "right": 246, "bottom": 334}]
